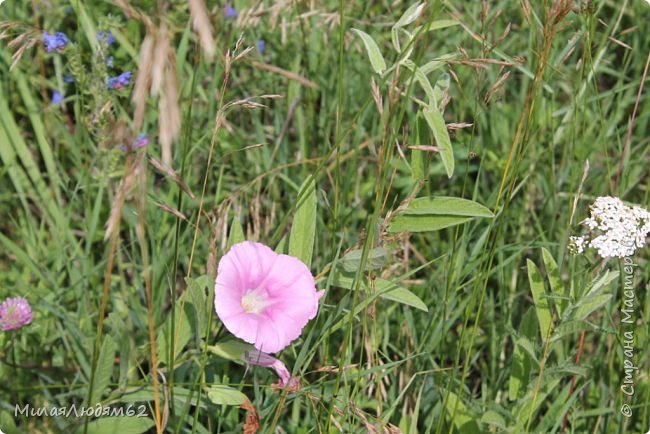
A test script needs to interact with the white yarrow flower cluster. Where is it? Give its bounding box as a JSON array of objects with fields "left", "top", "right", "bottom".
[{"left": 570, "top": 196, "right": 650, "bottom": 258}]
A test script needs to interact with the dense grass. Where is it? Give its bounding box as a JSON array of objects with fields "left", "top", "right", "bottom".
[{"left": 1, "top": 1, "right": 649, "bottom": 433}]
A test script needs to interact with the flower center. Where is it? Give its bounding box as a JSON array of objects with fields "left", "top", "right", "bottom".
[{"left": 241, "top": 288, "right": 270, "bottom": 314}]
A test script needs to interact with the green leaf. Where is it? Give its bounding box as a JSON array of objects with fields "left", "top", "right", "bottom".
[
  {"left": 512, "top": 378, "right": 561, "bottom": 432},
  {"left": 422, "top": 108, "right": 454, "bottom": 177},
  {"left": 408, "top": 384, "right": 425, "bottom": 434},
  {"left": 387, "top": 214, "right": 473, "bottom": 233},
  {"left": 411, "top": 148, "right": 425, "bottom": 180},
  {"left": 207, "top": 339, "right": 254, "bottom": 362},
  {"left": 444, "top": 391, "right": 481, "bottom": 434},
  {"left": 186, "top": 275, "right": 210, "bottom": 338},
  {"left": 351, "top": 29, "right": 387, "bottom": 74},
  {"left": 288, "top": 176, "right": 317, "bottom": 266},
  {"left": 480, "top": 410, "right": 507, "bottom": 430},
  {"left": 426, "top": 19, "right": 460, "bottom": 31},
  {"left": 207, "top": 385, "right": 247, "bottom": 406},
  {"left": 509, "top": 308, "right": 539, "bottom": 400},
  {"left": 379, "top": 285, "right": 428, "bottom": 312},
  {"left": 331, "top": 273, "right": 428, "bottom": 312},
  {"left": 419, "top": 59, "right": 446, "bottom": 75},
  {"left": 551, "top": 320, "right": 598, "bottom": 342},
  {"left": 410, "top": 113, "right": 428, "bottom": 180},
  {"left": 401, "top": 196, "right": 494, "bottom": 217},
  {"left": 78, "top": 417, "right": 154, "bottom": 434},
  {"left": 90, "top": 335, "right": 116, "bottom": 405},
  {"left": 119, "top": 386, "right": 209, "bottom": 409},
  {"left": 388, "top": 194, "right": 489, "bottom": 234},
  {"left": 571, "top": 293, "right": 613, "bottom": 321},
  {"left": 1, "top": 410, "right": 19, "bottom": 434},
  {"left": 340, "top": 247, "right": 390, "bottom": 272},
  {"left": 275, "top": 234, "right": 288, "bottom": 254},
  {"left": 393, "top": 3, "right": 425, "bottom": 28},
  {"left": 227, "top": 217, "right": 245, "bottom": 250},
  {"left": 157, "top": 303, "right": 192, "bottom": 365},
  {"left": 541, "top": 248, "right": 566, "bottom": 317},
  {"left": 527, "top": 259, "right": 552, "bottom": 342},
  {"left": 585, "top": 270, "right": 619, "bottom": 297},
  {"left": 433, "top": 73, "right": 450, "bottom": 107},
  {"left": 402, "top": 60, "right": 435, "bottom": 103}
]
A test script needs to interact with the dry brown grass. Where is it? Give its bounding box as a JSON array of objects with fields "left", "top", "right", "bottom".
[{"left": 188, "top": 0, "right": 215, "bottom": 59}]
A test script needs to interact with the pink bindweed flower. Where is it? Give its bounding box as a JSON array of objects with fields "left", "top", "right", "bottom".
[
  {"left": 0, "top": 296, "right": 33, "bottom": 331},
  {"left": 244, "top": 349, "right": 299, "bottom": 389},
  {"left": 214, "top": 241, "right": 323, "bottom": 354}
]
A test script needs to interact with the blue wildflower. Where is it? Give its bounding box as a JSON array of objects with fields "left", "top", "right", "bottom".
[
  {"left": 63, "top": 74, "right": 75, "bottom": 83},
  {"left": 225, "top": 3, "right": 238, "bottom": 19},
  {"left": 120, "top": 133, "right": 149, "bottom": 151},
  {"left": 42, "top": 31, "right": 69, "bottom": 52},
  {"left": 133, "top": 133, "right": 149, "bottom": 148},
  {"left": 107, "top": 71, "right": 132, "bottom": 90},
  {"left": 51, "top": 91, "right": 64, "bottom": 105},
  {"left": 97, "top": 30, "right": 116, "bottom": 46},
  {"left": 256, "top": 39, "right": 266, "bottom": 54},
  {"left": 106, "top": 56, "right": 114, "bottom": 68}
]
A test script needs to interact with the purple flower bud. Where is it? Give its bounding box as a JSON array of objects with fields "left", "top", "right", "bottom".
[
  {"left": 42, "top": 31, "right": 69, "bottom": 52},
  {"left": 225, "top": 3, "right": 238, "bottom": 19},
  {"left": 97, "top": 30, "right": 116, "bottom": 46},
  {"left": 244, "top": 349, "right": 299, "bottom": 389},
  {"left": 0, "top": 297, "right": 33, "bottom": 331},
  {"left": 51, "top": 90, "right": 64, "bottom": 105},
  {"left": 256, "top": 39, "right": 266, "bottom": 54},
  {"left": 107, "top": 71, "right": 132, "bottom": 90}
]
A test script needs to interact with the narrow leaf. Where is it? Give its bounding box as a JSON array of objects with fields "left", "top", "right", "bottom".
[
  {"left": 79, "top": 417, "right": 154, "bottom": 434},
  {"left": 186, "top": 275, "right": 210, "bottom": 338},
  {"left": 541, "top": 248, "right": 566, "bottom": 317},
  {"left": 394, "top": 3, "right": 425, "bottom": 28},
  {"left": 402, "top": 60, "right": 435, "bottom": 103},
  {"left": 527, "top": 259, "right": 552, "bottom": 342},
  {"left": 227, "top": 217, "right": 245, "bottom": 250},
  {"left": 509, "top": 306, "right": 540, "bottom": 399},
  {"left": 402, "top": 196, "right": 494, "bottom": 217},
  {"left": 207, "top": 340, "right": 254, "bottom": 362},
  {"left": 288, "top": 177, "right": 317, "bottom": 266},
  {"left": 571, "top": 293, "right": 613, "bottom": 321},
  {"left": 157, "top": 304, "right": 191, "bottom": 365},
  {"left": 340, "top": 247, "right": 390, "bottom": 272},
  {"left": 411, "top": 113, "right": 427, "bottom": 180},
  {"left": 585, "top": 270, "right": 619, "bottom": 297},
  {"left": 551, "top": 320, "right": 598, "bottom": 342},
  {"left": 351, "top": 29, "right": 387, "bottom": 74},
  {"left": 480, "top": 411, "right": 507, "bottom": 430},
  {"left": 332, "top": 273, "right": 428, "bottom": 312},
  {"left": 387, "top": 214, "right": 473, "bottom": 233},
  {"left": 444, "top": 391, "right": 481, "bottom": 434},
  {"left": 426, "top": 19, "right": 460, "bottom": 31},
  {"left": 422, "top": 108, "right": 454, "bottom": 178},
  {"left": 207, "top": 385, "right": 247, "bottom": 406},
  {"left": 90, "top": 335, "right": 116, "bottom": 405}
]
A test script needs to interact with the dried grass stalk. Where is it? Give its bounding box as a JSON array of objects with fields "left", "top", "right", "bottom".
[
  {"left": 155, "top": 202, "right": 187, "bottom": 221},
  {"left": 188, "top": 0, "right": 215, "bottom": 59},
  {"left": 249, "top": 60, "right": 318, "bottom": 89},
  {"left": 148, "top": 156, "right": 195, "bottom": 198},
  {"left": 151, "top": 23, "right": 170, "bottom": 97},
  {"left": 159, "top": 52, "right": 180, "bottom": 167},
  {"left": 104, "top": 154, "right": 144, "bottom": 240},
  {"left": 132, "top": 34, "right": 155, "bottom": 131}
]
